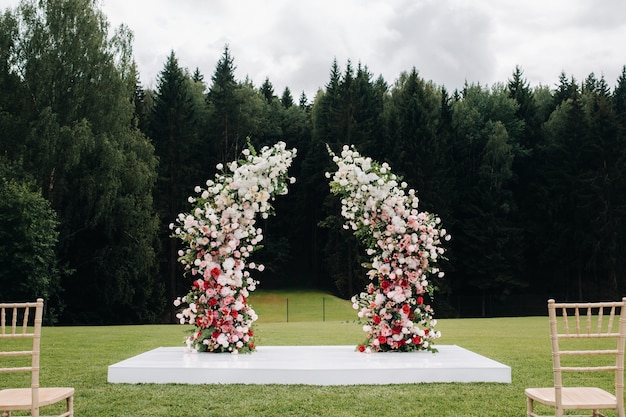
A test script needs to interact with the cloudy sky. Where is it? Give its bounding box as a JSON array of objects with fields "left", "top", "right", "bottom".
[{"left": 6, "top": 0, "right": 626, "bottom": 99}]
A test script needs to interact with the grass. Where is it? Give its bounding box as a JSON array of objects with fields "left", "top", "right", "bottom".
[{"left": 2, "top": 290, "right": 621, "bottom": 417}]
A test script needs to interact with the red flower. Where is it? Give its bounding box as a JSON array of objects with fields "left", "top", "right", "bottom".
[
  {"left": 230, "top": 309, "right": 239, "bottom": 319},
  {"left": 208, "top": 297, "right": 218, "bottom": 306},
  {"left": 372, "top": 315, "right": 381, "bottom": 325},
  {"left": 412, "top": 336, "right": 421, "bottom": 345},
  {"left": 210, "top": 267, "right": 221, "bottom": 278},
  {"left": 392, "top": 326, "right": 402, "bottom": 335},
  {"left": 358, "top": 345, "right": 366, "bottom": 352},
  {"left": 248, "top": 329, "right": 254, "bottom": 337},
  {"left": 401, "top": 304, "right": 411, "bottom": 315},
  {"left": 380, "top": 280, "right": 391, "bottom": 291},
  {"left": 417, "top": 296, "right": 424, "bottom": 305},
  {"left": 249, "top": 343, "right": 255, "bottom": 349},
  {"left": 378, "top": 335, "right": 387, "bottom": 345}
]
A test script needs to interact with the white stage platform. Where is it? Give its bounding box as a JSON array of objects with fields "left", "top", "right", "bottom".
[{"left": 108, "top": 345, "right": 510, "bottom": 385}]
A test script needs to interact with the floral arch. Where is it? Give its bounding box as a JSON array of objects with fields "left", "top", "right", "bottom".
[{"left": 171, "top": 142, "right": 449, "bottom": 354}]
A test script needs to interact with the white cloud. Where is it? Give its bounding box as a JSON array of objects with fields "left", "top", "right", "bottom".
[{"left": 3, "top": 0, "right": 626, "bottom": 98}]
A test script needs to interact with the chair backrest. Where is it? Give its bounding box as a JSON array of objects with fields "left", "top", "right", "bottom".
[
  {"left": 548, "top": 298, "right": 626, "bottom": 406},
  {"left": 0, "top": 298, "right": 44, "bottom": 408}
]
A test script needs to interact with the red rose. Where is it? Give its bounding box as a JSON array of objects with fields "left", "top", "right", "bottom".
[
  {"left": 209, "top": 297, "right": 218, "bottom": 306},
  {"left": 358, "top": 345, "right": 366, "bottom": 352},
  {"left": 417, "top": 296, "right": 424, "bottom": 305},
  {"left": 230, "top": 309, "right": 238, "bottom": 319},
  {"left": 380, "top": 280, "right": 391, "bottom": 291},
  {"left": 412, "top": 336, "right": 421, "bottom": 345},
  {"left": 378, "top": 335, "right": 387, "bottom": 345},
  {"left": 249, "top": 343, "right": 255, "bottom": 349},
  {"left": 248, "top": 330, "right": 254, "bottom": 337},
  {"left": 401, "top": 304, "right": 411, "bottom": 315},
  {"left": 372, "top": 315, "right": 381, "bottom": 324},
  {"left": 392, "top": 326, "right": 402, "bottom": 335},
  {"left": 210, "top": 267, "right": 221, "bottom": 278},
  {"left": 424, "top": 329, "right": 429, "bottom": 335}
]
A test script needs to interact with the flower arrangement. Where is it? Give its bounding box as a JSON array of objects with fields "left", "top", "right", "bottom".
[
  {"left": 170, "top": 141, "right": 296, "bottom": 353},
  {"left": 326, "top": 145, "right": 450, "bottom": 353}
]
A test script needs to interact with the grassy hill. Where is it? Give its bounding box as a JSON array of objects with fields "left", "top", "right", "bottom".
[{"left": 249, "top": 289, "right": 356, "bottom": 323}]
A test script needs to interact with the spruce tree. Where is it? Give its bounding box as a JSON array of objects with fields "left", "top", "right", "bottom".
[
  {"left": 207, "top": 45, "right": 241, "bottom": 165},
  {"left": 150, "top": 51, "right": 203, "bottom": 318}
]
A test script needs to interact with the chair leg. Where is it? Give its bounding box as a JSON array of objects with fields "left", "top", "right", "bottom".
[
  {"left": 526, "top": 397, "right": 533, "bottom": 417},
  {"left": 68, "top": 395, "right": 74, "bottom": 416}
]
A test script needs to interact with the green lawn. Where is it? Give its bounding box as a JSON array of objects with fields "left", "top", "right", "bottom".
[{"left": 2, "top": 290, "right": 620, "bottom": 417}]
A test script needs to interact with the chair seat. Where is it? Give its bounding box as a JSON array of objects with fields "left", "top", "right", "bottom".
[
  {"left": 525, "top": 387, "right": 617, "bottom": 409},
  {"left": 0, "top": 387, "right": 75, "bottom": 410}
]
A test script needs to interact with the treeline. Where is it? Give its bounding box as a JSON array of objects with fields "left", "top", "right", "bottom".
[{"left": 2, "top": 0, "right": 626, "bottom": 323}]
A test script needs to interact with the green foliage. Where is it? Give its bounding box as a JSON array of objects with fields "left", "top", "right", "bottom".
[
  {"left": 260, "top": 77, "right": 275, "bottom": 103},
  {"left": 0, "top": 0, "right": 161, "bottom": 323},
  {"left": 280, "top": 86, "right": 294, "bottom": 108},
  {"left": 207, "top": 45, "right": 244, "bottom": 165},
  {"left": 150, "top": 51, "right": 205, "bottom": 318},
  {"left": 447, "top": 83, "right": 526, "bottom": 305},
  {"left": 0, "top": 173, "right": 61, "bottom": 314},
  {"left": 386, "top": 68, "right": 450, "bottom": 214}
]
